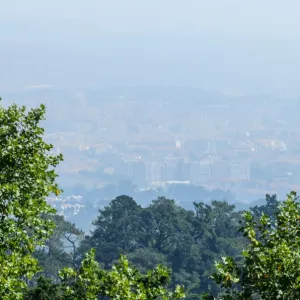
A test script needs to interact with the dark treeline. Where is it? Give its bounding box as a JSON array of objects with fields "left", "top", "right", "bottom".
[{"left": 34, "top": 193, "right": 279, "bottom": 299}]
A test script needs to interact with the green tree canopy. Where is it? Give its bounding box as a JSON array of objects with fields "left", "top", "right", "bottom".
[
  {"left": 212, "top": 191, "right": 300, "bottom": 299},
  {"left": 83, "top": 195, "right": 145, "bottom": 267},
  {"left": 26, "top": 249, "right": 185, "bottom": 300},
  {"left": 0, "top": 101, "right": 63, "bottom": 299}
]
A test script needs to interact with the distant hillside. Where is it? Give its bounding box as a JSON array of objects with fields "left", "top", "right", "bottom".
[{"left": 234, "top": 198, "right": 268, "bottom": 211}]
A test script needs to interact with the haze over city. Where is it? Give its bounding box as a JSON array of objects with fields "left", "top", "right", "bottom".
[
  {"left": 2, "top": 0, "right": 300, "bottom": 94},
  {"left": 1, "top": 1, "right": 300, "bottom": 223}
]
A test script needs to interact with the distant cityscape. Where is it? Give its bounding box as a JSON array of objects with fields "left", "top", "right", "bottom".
[{"left": 5, "top": 86, "right": 300, "bottom": 223}]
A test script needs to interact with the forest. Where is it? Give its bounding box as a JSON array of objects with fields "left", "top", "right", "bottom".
[{"left": 2, "top": 101, "right": 300, "bottom": 300}]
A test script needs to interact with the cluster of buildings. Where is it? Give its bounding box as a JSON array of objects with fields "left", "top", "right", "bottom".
[
  {"left": 39, "top": 89, "right": 300, "bottom": 204},
  {"left": 47, "top": 195, "right": 85, "bottom": 218},
  {"left": 126, "top": 155, "right": 250, "bottom": 186}
]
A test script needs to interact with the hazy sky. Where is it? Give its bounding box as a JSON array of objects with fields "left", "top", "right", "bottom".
[{"left": 1, "top": 0, "right": 300, "bottom": 93}]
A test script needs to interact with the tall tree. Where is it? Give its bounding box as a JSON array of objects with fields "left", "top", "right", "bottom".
[
  {"left": 250, "top": 194, "right": 280, "bottom": 226},
  {"left": 0, "top": 101, "right": 63, "bottom": 299},
  {"left": 82, "top": 195, "right": 146, "bottom": 267},
  {"left": 212, "top": 191, "right": 300, "bottom": 299},
  {"left": 34, "top": 214, "right": 83, "bottom": 282},
  {"left": 192, "top": 201, "right": 243, "bottom": 296},
  {"left": 145, "top": 197, "right": 202, "bottom": 296}
]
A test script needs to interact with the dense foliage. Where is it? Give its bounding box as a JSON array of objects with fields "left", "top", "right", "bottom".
[
  {"left": 26, "top": 249, "right": 184, "bottom": 299},
  {"left": 212, "top": 191, "right": 300, "bottom": 299},
  {"left": 0, "top": 101, "right": 63, "bottom": 299},
  {"left": 79, "top": 196, "right": 244, "bottom": 298}
]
